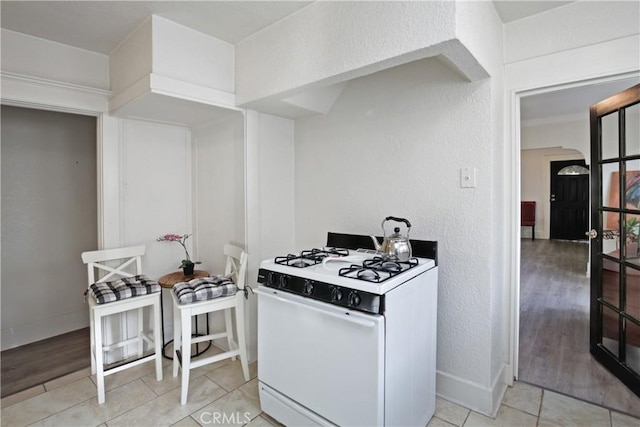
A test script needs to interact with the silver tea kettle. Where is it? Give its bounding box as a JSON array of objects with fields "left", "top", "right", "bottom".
[{"left": 370, "top": 216, "right": 412, "bottom": 261}]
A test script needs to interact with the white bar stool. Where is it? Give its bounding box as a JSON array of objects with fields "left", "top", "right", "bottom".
[
  {"left": 171, "top": 244, "right": 250, "bottom": 405},
  {"left": 81, "top": 245, "right": 163, "bottom": 404}
]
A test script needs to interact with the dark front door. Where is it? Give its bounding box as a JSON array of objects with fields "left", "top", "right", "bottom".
[
  {"left": 590, "top": 84, "right": 640, "bottom": 397},
  {"left": 550, "top": 160, "right": 589, "bottom": 240}
]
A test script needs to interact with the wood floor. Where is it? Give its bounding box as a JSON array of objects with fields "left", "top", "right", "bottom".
[
  {"left": 519, "top": 239, "right": 640, "bottom": 417},
  {"left": 1, "top": 327, "right": 90, "bottom": 398}
]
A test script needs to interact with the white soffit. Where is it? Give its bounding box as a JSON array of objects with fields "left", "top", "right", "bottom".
[
  {"left": 281, "top": 83, "right": 348, "bottom": 115},
  {"left": 111, "top": 91, "right": 241, "bottom": 127}
]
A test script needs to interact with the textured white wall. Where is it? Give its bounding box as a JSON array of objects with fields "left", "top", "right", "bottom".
[
  {"left": 455, "top": 0, "right": 501, "bottom": 77},
  {"left": 1, "top": 29, "right": 109, "bottom": 90},
  {"left": 295, "top": 57, "right": 496, "bottom": 390}
]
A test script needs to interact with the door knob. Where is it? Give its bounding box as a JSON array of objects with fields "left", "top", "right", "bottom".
[{"left": 586, "top": 229, "right": 598, "bottom": 239}]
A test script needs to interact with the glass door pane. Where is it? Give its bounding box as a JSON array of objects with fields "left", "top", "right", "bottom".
[
  {"left": 627, "top": 321, "right": 640, "bottom": 373},
  {"left": 625, "top": 103, "right": 640, "bottom": 157},
  {"left": 602, "top": 305, "right": 620, "bottom": 357},
  {"left": 602, "top": 268, "right": 619, "bottom": 309},
  {"left": 627, "top": 272, "right": 640, "bottom": 319},
  {"left": 603, "top": 162, "right": 621, "bottom": 210},
  {"left": 602, "top": 112, "right": 619, "bottom": 160}
]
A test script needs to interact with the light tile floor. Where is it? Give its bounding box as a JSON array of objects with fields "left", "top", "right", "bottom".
[
  {"left": 429, "top": 381, "right": 640, "bottom": 427},
  {"left": 2, "top": 352, "right": 640, "bottom": 427}
]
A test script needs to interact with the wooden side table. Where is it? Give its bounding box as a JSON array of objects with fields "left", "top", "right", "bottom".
[
  {"left": 158, "top": 270, "right": 210, "bottom": 359},
  {"left": 159, "top": 270, "right": 209, "bottom": 289}
]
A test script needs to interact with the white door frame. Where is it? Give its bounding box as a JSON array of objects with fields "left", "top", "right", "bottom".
[
  {"left": 0, "top": 72, "right": 119, "bottom": 249},
  {"left": 508, "top": 71, "right": 640, "bottom": 380}
]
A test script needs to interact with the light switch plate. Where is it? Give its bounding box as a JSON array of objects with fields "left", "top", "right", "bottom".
[{"left": 460, "top": 167, "right": 476, "bottom": 188}]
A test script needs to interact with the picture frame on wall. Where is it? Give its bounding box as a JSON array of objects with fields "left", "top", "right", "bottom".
[{"left": 605, "top": 170, "right": 640, "bottom": 231}]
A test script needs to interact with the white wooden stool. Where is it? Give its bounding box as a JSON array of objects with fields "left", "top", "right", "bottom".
[
  {"left": 171, "top": 244, "right": 250, "bottom": 405},
  {"left": 81, "top": 245, "right": 163, "bottom": 404}
]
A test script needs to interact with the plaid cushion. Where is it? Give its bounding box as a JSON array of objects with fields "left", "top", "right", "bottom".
[
  {"left": 173, "top": 275, "right": 238, "bottom": 304},
  {"left": 88, "top": 275, "right": 160, "bottom": 304}
]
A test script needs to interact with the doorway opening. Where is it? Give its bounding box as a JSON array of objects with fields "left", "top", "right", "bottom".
[
  {"left": 1, "top": 106, "right": 97, "bottom": 397},
  {"left": 516, "top": 78, "right": 640, "bottom": 416}
]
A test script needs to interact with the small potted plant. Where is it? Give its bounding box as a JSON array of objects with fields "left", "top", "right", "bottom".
[
  {"left": 626, "top": 217, "right": 640, "bottom": 238},
  {"left": 157, "top": 233, "right": 201, "bottom": 275}
]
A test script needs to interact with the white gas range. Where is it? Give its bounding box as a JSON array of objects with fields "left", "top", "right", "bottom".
[{"left": 255, "top": 233, "right": 438, "bottom": 426}]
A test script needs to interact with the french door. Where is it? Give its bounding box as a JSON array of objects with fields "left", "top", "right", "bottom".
[{"left": 590, "top": 84, "right": 640, "bottom": 396}]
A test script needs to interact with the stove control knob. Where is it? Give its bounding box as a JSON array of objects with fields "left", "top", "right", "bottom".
[
  {"left": 303, "top": 281, "right": 314, "bottom": 295},
  {"left": 278, "top": 275, "right": 288, "bottom": 289},
  {"left": 331, "top": 287, "right": 343, "bottom": 302},
  {"left": 348, "top": 291, "right": 361, "bottom": 307},
  {"left": 268, "top": 272, "right": 277, "bottom": 286}
]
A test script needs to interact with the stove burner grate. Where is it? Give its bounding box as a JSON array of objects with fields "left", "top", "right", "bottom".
[
  {"left": 301, "top": 247, "right": 349, "bottom": 261},
  {"left": 274, "top": 247, "right": 349, "bottom": 268},
  {"left": 339, "top": 256, "right": 419, "bottom": 282}
]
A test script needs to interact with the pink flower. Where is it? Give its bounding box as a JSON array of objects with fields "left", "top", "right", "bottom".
[
  {"left": 161, "top": 234, "right": 182, "bottom": 241},
  {"left": 157, "top": 233, "right": 201, "bottom": 268}
]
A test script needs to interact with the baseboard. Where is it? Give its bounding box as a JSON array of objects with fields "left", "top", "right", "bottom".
[
  {"left": 436, "top": 364, "right": 509, "bottom": 417},
  {"left": 1, "top": 310, "right": 89, "bottom": 351},
  {"left": 586, "top": 260, "right": 590, "bottom": 278}
]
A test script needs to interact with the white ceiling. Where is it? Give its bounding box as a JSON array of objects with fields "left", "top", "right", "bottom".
[
  {"left": 492, "top": 0, "right": 575, "bottom": 23},
  {"left": 2, "top": 0, "right": 634, "bottom": 121},
  {"left": 0, "top": 1, "right": 313, "bottom": 53},
  {"left": 0, "top": 1, "right": 575, "bottom": 55},
  {"left": 521, "top": 78, "right": 640, "bottom": 123}
]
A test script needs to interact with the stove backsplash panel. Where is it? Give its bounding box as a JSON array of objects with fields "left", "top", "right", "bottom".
[{"left": 326, "top": 232, "right": 438, "bottom": 265}]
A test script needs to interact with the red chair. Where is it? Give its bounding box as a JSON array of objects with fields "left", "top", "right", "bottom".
[{"left": 521, "top": 201, "right": 536, "bottom": 240}]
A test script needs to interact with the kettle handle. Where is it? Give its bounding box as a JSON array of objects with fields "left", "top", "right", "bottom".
[{"left": 382, "top": 216, "right": 412, "bottom": 234}]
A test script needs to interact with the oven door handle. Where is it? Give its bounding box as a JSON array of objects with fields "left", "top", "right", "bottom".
[{"left": 257, "top": 288, "right": 377, "bottom": 329}]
